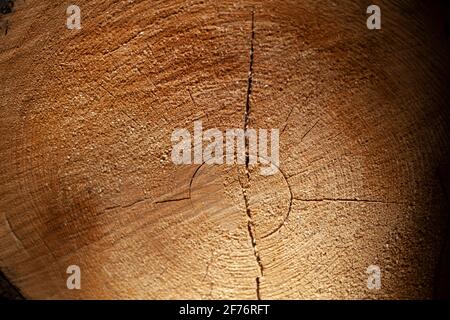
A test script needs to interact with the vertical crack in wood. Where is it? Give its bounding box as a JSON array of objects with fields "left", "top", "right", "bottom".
[
  {"left": 240, "top": 9, "right": 263, "bottom": 300},
  {"left": 244, "top": 10, "right": 255, "bottom": 150}
]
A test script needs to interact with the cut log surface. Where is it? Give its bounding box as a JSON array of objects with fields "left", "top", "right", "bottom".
[{"left": 0, "top": 0, "right": 449, "bottom": 299}]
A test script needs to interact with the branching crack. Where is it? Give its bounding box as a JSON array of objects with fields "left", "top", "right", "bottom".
[{"left": 240, "top": 9, "right": 263, "bottom": 300}]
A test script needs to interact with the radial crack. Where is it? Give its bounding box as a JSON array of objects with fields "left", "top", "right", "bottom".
[
  {"left": 154, "top": 197, "right": 190, "bottom": 204},
  {"left": 240, "top": 9, "right": 263, "bottom": 300},
  {"left": 244, "top": 10, "right": 255, "bottom": 140},
  {"left": 293, "top": 197, "right": 413, "bottom": 205},
  {"left": 105, "top": 196, "right": 153, "bottom": 211},
  {"left": 300, "top": 119, "right": 319, "bottom": 141}
]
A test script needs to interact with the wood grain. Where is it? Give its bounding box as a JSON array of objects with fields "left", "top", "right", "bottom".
[{"left": 0, "top": 0, "right": 449, "bottom": 299}]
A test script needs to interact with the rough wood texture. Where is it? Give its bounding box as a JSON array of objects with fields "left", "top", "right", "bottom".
[{"left": 0, "top": 0, "right": 449, "bottom": 299}]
